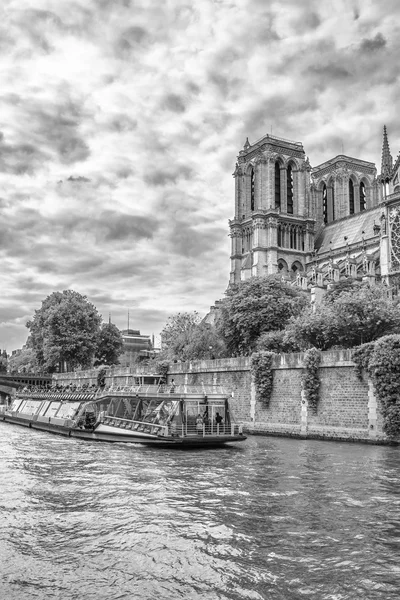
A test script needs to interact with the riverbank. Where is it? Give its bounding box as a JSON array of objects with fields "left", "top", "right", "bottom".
[{"left": 51, "top": 350, "right": 399, "bottom": 446}]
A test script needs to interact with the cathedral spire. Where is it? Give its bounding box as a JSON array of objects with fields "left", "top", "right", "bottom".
[{"left": 381, "top": 125, "right": 393, "bottom": 178}]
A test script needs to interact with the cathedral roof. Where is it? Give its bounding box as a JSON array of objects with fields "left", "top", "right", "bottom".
[{"left": 314, "top": 207, "right": 382, "bottom": 254}]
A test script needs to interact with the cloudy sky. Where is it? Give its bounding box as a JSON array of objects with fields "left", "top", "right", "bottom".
[{"left": 1, "top": 0, "right": 399, "bottom": 351}]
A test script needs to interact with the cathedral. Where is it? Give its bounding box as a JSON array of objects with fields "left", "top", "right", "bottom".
[{"left": 229, "top": 127, "right": 400, "bottom": 298}]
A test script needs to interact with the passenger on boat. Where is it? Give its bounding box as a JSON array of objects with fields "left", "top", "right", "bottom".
[
  {"left": 202, "top": 408, "right": 211, "bottom": 433},
  {"left": 215, "top": 412, "right": 223, "bottom": 433},
  {"left": 196, "top": 414, "right": 203, "bottom": 435}
]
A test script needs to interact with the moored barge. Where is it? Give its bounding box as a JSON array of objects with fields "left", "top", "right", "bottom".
[{"left": 0, "top": 383, "right": 246, "bottom": 447}]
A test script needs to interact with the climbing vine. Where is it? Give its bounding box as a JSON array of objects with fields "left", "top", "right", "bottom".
[
  {"left": 97, "top": 367, "right": 107, "bottom": 388},
  {"left": 301, "top": 348, "right": 321, "bottom": 412},
  {"left": 155, "top": 360, "right": 169, "bottom": 384},
  {"left": 354, "top": 335, "right": 400, "bottom": 439},
  {"left": 352, "top": 342, "right": 376, "bottom": 380},
  {"left": 251, "top": 351, "right": 275, "bottom": 405}
]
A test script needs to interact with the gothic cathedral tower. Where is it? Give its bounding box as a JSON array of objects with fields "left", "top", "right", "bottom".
[{"left": 229, "top": 134, "right": 315, "bottom": 284}]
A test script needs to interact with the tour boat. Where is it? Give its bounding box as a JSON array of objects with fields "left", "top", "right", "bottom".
[{"left": 0, "top": 383, "right": 246, "bottom": 447}]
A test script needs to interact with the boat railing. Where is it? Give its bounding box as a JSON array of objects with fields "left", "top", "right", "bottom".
[
  {"left": 98, "top": 384, "right": 230, "bottom": 397},
  {"left": 98, "top": 414, "right": 243, "bottom": 438},
  {"left": 183, "top": 422, "right": 243, "bottom": 437}
]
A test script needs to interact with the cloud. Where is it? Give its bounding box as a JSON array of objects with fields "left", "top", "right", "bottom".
[
  {"left": 1, "top": 0, "right": 400, "bottom": 350},
  {"left": 359, "top": 32, "right": 387, "bottom": 52}
]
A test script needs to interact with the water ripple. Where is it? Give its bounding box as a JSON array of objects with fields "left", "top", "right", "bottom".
[{"left": 0, "top": 424, "right": 399, "bottom": 599}]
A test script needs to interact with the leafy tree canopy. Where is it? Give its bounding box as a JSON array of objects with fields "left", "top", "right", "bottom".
[
  {"left": 94, "top": 323, "right": 123, "bottom": 366},
  {"left": 7, "top": 347, "right": 39, "bottom": 374},
  {"left": 217, "top": 276, "right": 308, "bottom": 356},
  {"left": 26, "top": 290, "right": 102, "bottom": 372},
  {"left": 0, "top": 351, "right": 8, "bottom": 373},
  {"left": 287, "top": 283, "right": 400, "bottom": 350},
  {"left": 160, "top": 312, "right": 226, "bottom": 362}
]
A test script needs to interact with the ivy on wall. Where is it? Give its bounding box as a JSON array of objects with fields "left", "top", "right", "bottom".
[
  {"left": 251, "top": 351, "right": 275, "bottom": 405},
  {"left": 301, "top": 348, "right": 321, "bottom": 412},
  {"left": 97, "top": 367, "right": 107, "bottom": 388},
  {"left": 351, "top": 342, "right": 376, "bottom": 380},
  {"left": 353, "top": 335, "right": 400, "bottom": 438},
  {"left": 155, "top": 360, "right": 169, "bottom": 384}
]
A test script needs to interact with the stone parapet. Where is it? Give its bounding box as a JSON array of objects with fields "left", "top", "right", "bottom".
[{"left": 49, "top": 350, "right": 398, "bottom": 445}]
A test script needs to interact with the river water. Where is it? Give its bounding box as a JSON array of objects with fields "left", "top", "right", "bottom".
[{"left": 0, "top": 425, "right": 399, "bottom": 600}]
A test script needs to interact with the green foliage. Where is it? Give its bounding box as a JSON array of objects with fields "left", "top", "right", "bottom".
[
  {"left": 366, "top": 335, "right": 400, "bottom": 438},
  {"left": 7, "top": 347, "right": 39, "bottom": 374},
  {"left": 94, "top": 323, "right": 123, "bottom": 366},
  {"left": 97, "top": 367, "right": 107, "bottom": 388},
  {"left": 154, "top": 360, "right": 169, "bottom": 383},
  {"left": 323, "top": 278, "right": 360, "bottom": 303},
  {"left": 26, "top": 290, "right": 102, "bottom": 372},
  {"left": 0, "top": 350, "right": 8, "bottom": 373},
  {"left": 301, "top": 348, "right": 321, "bottom": 412},
  {"left": 351, "top": 342, "right": 376, "bottom": 380},
  {"left": 288, "top": 284, "right": 400, "bottom": 350},
  {"left": 218, "top": 276, "right": 308, "bottom": 356},
  {"left": 351, "top": 335, "right": 400, "bottom": 438},
  {"left": 256, "top": 330, "right": 303, "bottom": 353},
  {"left": 160, "top": 312, "right": 226, "bottom": 362},
  {"left": 251, "top": 351, "right": 275, "bottom": 404}
]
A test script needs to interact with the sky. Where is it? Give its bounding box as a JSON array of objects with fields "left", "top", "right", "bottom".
[{"left": 1, "top": 0, "right": 400, "bottom": 352}]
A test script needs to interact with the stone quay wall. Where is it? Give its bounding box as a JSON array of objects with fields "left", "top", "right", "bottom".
[{"left": 53, "top": 350, "right": 392, "bottom": 444}]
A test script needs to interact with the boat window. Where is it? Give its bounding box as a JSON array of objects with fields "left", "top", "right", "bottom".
[
  {"left": 46, "top": 402, "right": 62, "bottom": 418},
  {"left": 56, "top": 402, "right": 81, "bottom": 419}
]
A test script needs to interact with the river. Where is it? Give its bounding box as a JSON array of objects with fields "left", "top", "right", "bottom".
[{"left": 0, "top": 424, "right": 399, "bottom": 600}]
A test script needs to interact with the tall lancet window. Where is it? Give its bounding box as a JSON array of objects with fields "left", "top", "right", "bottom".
[
  {"left": 287, "top": 165, "right": 294, "bottom": 214},
  {"left": 360, "top": 182, "right": 366, "bottom": 211},
  {"left": 250, "top": 167, "right": 255, "bottom": 211},
  {"left": 323, "top": 183, "right": 328, "bottom": 224},
  {"left": 349, "top": 179, "right": 355, "bottom": 215},
  {"left": 275, "top": 162, "right": 281, "bottom": 209}
]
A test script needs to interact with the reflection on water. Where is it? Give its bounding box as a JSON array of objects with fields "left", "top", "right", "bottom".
[{"left": 1, "top": 424, "right": 399, "bottom": 599}]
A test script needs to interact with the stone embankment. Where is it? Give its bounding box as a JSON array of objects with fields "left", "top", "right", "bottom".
[{"left": 53, "top": 350, "right": 394, "bottom": 444}]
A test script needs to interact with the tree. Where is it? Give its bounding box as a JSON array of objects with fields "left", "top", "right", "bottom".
[
  {"left": 287, "top": 283, "right": 400, "bottom": 350},
  {"left": 217, "top": 276, "right": 308, "bottom": 356},
  {"left": 94, "top": 323, "right": 123, "bottom": 366},
  {"left": 256, "top": 330, "right": 303, "bottom": 353},
  {"left": 26, "top": 290, "right": 102, "bottom": 372},
  {"left": 7, "top": 347, "right": 39, "bottom": 374},
  {"left": 160, "top": 312, "right": 202, "bottom": 361},
  {"left": 181, "top": 323, "right": 227, "bottom": 361},
  {"left": 159, "top": 312, "right": 226, "bottom": 362},
  {"left": 0, "top": 350, "right": 8, "bottom": 373}
]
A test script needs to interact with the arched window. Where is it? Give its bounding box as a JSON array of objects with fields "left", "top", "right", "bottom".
[
  {"left": 360, "top": 182, "right": 366, "bottom": 211},
  {"left": 275, "top": 162, "right": 281, "bottom": 209},
  {"left": 250, "top": 167, "right": 255, "bottom": 211},
  {"left": 323, "top": 183, "right": 328, "bottom": 224},
  {"left": 287, "top": 165, "right": 294, "bottom": 214},
  {"left": 349, "top": 179, "right": 355, "bottom": 215}
]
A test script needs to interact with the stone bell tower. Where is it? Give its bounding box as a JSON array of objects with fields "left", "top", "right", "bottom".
[{"left": 229, "top": 134, "right": 315, "bottom": 284}]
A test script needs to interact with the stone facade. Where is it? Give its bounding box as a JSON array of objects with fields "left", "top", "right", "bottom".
[{"left": 229, "top": 127, "right": 400, "bottom": 294}]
